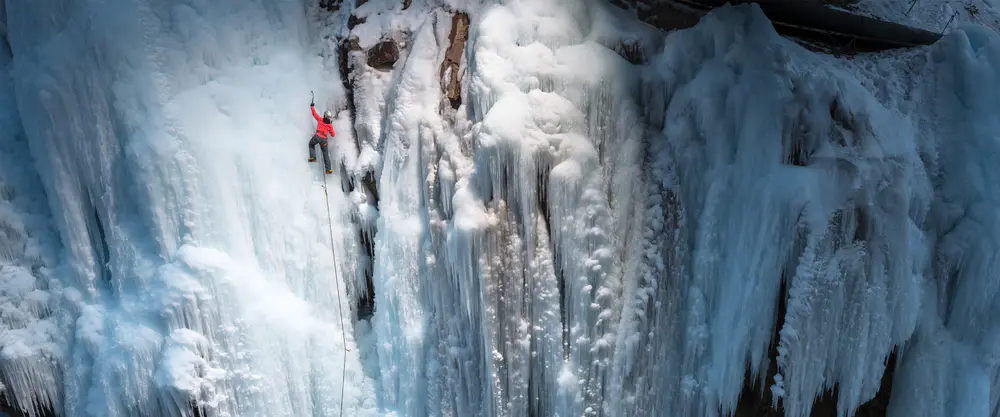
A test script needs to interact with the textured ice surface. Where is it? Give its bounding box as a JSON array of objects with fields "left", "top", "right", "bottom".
[
  {"left": 353, "top": 1, "right": 1000, "bottom": 416},
  {"left": 2, "top": 0, "right": 1000, "bottom": 416},
  {"left": 2, "top": 0, "right": 374, "bottom": 416}
]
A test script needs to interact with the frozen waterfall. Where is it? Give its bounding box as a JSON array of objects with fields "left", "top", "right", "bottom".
[
  {"left": 1, "top": 0, "right": 372, "bottom": 416},
  {"left": 1, "top": 0, "right": 999, "bottom": 417}
]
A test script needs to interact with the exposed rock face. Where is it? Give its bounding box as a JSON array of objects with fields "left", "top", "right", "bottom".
[
  {"left": 319, "top": 0, "right": 342, "bottom": 12},
  {"left": 614, "top": 0, "right": 940, "bottom": 53},
  {"left": 440, "top": 12, "right": 469, "bottom": 109},
  {"left": 348, "top": 14, "right": 366, "bottom": 31},
  {"left": 366, "top": 40, "right": 399, "bottom": 70},
  {"left": 611, "top": 0, "right": 703, "bottom": 30}
]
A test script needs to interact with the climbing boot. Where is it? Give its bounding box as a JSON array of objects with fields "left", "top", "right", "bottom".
[
  {"left": 326, "top": 169, "right": 334, "bottom": 174},
  {"left": 308, "top": 157, "right": 317, "bottom": 162}
]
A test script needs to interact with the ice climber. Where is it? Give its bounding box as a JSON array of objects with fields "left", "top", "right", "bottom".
[{"left": 308, "top": 98, "right": 336, "bottom": 174}]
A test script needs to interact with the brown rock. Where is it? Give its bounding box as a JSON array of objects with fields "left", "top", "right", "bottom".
[
  {"left": 320, "top": 0, "right": 343, "bottom": 12},
  {"left": 348, "top": 14, "right": 367, "bottom": 30},
  {"left": 366, "top": 40, "right": 399, "bottom": 70},
  {"left": 440, "top": 13, "right": 470, "bottom": 109}
]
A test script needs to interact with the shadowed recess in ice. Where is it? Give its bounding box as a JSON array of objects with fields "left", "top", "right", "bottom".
[{"left": 0, "top": 0, "right": 999, "bottom": 417}]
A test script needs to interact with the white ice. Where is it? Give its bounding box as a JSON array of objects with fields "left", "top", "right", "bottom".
[
  {"left": 3, "top": 0, "right": 1000, "bottom": 416},
  {"left": 352, "top": 1, "right": 1000, "bottom": 416},
  {"left": 2, "top": 0, "right": 374, "bottom": 416}
]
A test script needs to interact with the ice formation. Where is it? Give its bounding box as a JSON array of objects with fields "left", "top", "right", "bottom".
[
  {"left": 2, "top": 0, "right": 372, "bottom": 416},
  {"left": 0, "top": 0, "right": 999, "bottom": 416}
]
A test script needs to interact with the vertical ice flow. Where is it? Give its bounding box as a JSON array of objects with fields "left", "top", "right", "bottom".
[
  {"left": 887, "top": 25, "right": 1000, "bottom": 417},
  {"left": 2, "top": 0, "right": 1000, "bottom": 416},
  {"left": 365, "top": 1, "right": 999, "bottom": 416},
  {"left": 2, "top": 0, "right": 375, "bottom": 416},
  {"left": 0, "top": 2, "right": 66, "bottom": 414}
]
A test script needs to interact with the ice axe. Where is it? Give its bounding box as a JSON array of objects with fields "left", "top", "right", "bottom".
[{"left": 310, "top": 90, "right": 315, "bottom": 107}]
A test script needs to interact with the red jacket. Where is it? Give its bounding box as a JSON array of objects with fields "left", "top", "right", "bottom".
[{"left": 312, "top": 106, "right": 335, "bottom": 139}]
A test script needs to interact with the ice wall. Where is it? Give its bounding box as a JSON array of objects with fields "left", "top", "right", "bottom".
[
  {"left": 0, "top": 5, "right": 66, "bottom": 415},
  {"left": 340, "top": 1, "right": 1000, "bottom": 416},
  {"left": 2, "top": 0, "right": 1000, "bottom": 416},
  {"left": 2, "top": 1, "right": 375, "bottom": 416},
  {"left": 886, "top": 25, "right": 1000, "bottom": 417}
]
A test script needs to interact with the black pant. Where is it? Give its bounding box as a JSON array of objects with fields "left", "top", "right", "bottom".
[{"left": 308, "top": 135, "right": 332, "bottom": 170}]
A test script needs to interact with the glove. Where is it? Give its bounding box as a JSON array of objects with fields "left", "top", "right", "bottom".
[{"left": 310, "top": 101, "right": 314, "bottom": 107}]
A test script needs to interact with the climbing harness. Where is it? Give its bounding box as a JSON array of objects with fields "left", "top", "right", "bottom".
[{"left": 321, "top": 169, "right": 348, "bottom": 417}]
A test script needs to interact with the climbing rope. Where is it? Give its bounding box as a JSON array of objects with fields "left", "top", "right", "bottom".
[{"left": 321, "top": 170, "right": 348, "bottom": 417}]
